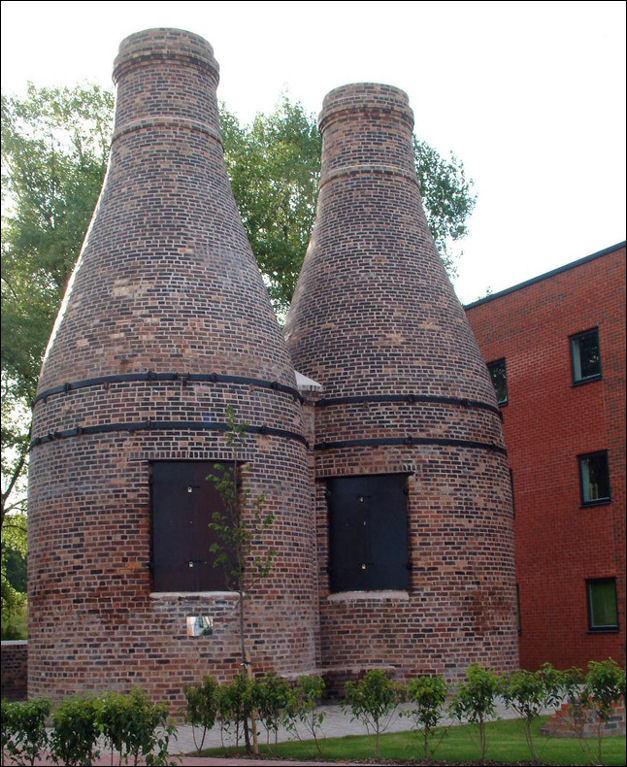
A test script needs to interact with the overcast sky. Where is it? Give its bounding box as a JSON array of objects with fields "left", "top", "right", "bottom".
[{"left": 1, "top": 0, "right": 625, "bottom": 303}]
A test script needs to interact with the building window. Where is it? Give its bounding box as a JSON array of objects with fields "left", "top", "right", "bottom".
[
  {"left": 326, "top": 473, "right": 409, "bottom": 593},
  {"left": 487, "top": 358, "right": 507, "bottom": 405},
  {"left": 151, "top": 461, "right": 229, "bottom": 592},
  {"left": 570, "top": 328, "right": 601, "bottom": 384},
  {"left": 578, "top": 451, "right": 610, "bottom": 505},
  {"left": 587, "top": 578, "right": 619, "bottom": 631}
]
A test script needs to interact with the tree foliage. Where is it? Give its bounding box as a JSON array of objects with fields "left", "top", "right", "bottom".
[
  {"left": 449, "top": 664, "right": 500, "bottom": 763},
  {"left": 1, "top": 508, "right": 27, "bottom": 638},
  {"left": 344, "top": 669, "right": 400, "bottom": 760},
  {"left": 221, "top": 97, "right": 322, "bottom": 313},
  {"left": 501, "top": 663, "right": 562, "bottom": 764},
  {"left": 403, "top": 674, "right": 449, "bottom": 761},
  {"left": 1, "top": 83, "right": 114, "bottom": 528}
]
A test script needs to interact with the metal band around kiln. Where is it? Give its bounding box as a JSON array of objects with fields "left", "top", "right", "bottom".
[
  {"left": 29, "top": 420, "right": 308, "bottom": 450},
  {"left": 314, "top": 435, "right": 507, "bottom": 455},
  {"left": 316, "top": 393, "right": 502, "bottom": 419},
  {"left": 32, "top": 372, "right": 303, "bottom": 407}
]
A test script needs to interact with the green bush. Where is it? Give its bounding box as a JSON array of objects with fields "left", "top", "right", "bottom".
[
  {"left": 216, "top": 671, "right": 254, "bottom": 750},
  {"left": 403, "top": 674, "right": 449, "bottom": 761},
  {"left": 501, "top": 663, "right": 562, "bottom": 763},
  {"left": 283, "top": 674, "right": 326, "bottom": 755},
  {"left": 344, "top": 669, "right": 400, "bottom": 760},
  {"left": 1, "top": 697, "right": 51, "bottom": 766},
  {"left": 49, "top": 694, "right": 100, "bottom": 766},
  {"left": 251, "top": 673, "right": 291, "bottom": 749},
  {"left": 96, "top": 688, "right": 176, "bottom": 767},
  {"left": 449, "top": 663, "right": 500, "bottom": 763},
  {"left": 183, "top": 675, "right": 220, "bottom": 753},
  {"left": 585, "top": 658, "right": 626, "bottom": 766}
]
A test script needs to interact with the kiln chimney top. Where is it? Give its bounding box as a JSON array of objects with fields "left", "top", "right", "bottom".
[
  {"left": 319, "top": 82, "right": 414, "bottom": 133},
  {"left": 113, "top": 28, "right": 219, "bottom": 84}
]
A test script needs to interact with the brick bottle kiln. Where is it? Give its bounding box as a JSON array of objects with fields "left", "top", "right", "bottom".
[
  {"left": 285, "top": 83, "right": 518, "bottom": 682},
  {"left": 27, "top": 29, "right": 318, "bottom": 704},
  {"left": 28, "top": 31, "right": 518, "bottom": 706}
]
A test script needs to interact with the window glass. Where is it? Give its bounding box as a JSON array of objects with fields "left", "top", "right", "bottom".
[
  {"left": 587, "top": 579, "right": 618, "bottom": 630},
  {"left": 571, "top": 328, "right": 601, "bottom": 383},
  {"left": 487, "top": 358, "right": 507, "bottom": 404},
  {"left": 327, "top": 474, "right": 409, "bottom": 592},
  {"left": 579, "top": 451, "right": 610, "bottom": 504}
]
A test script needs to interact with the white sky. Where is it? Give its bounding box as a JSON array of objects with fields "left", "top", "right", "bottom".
[{"left": 1, "top": 0, "right": 625, "bottom": 303}]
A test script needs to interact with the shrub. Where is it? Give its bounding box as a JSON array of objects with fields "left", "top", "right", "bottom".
[
  {"left": 403, "top": 674, "right": 449, "bottom": 761},
  {"left": 49, "top": 694, "right": 100, "bottom": 766},
  {"left": 251, "top": 673, "right": 291, "bottom": 749},
  {"left": 449, "top": 663, "right": 499, "bottom": 763},
  {"left": 343, "top": 669, "right": 400, "bottom": 760},
  {"left": 283, "top": 674, "right": 326, "bottom": 755},
  {"left": 96, "top": 688, "right": 176, "bottom": 767},
  {"left": 501, "top": 664, "right": 562, "bottom": 763},
  {"left": 1, "top": 697, "right": 51, "bottom": 766},
  {"left": 558, "top": 666, "right": 589, "bottom": 742},
  {"left": 217, "top": 671, "right": 253, "bottom": 749},
  {"left": 183, "top": 675, "right": 220, "bottom": 753},
  {"left": 585, "top": 658, "right": 626, "bottom": 766}
]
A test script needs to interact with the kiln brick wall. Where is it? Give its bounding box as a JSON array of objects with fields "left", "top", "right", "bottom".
[
  {"left": 286, "top": 83, "right": 518, "bottom": 683},
  {"left": 466, "top": 243, "right": 626, "bottom": 670},
  {"left": 1, "top": 641, "right": 28, "bottom": 701},
  {"left": 27, "top": 29, "right": 318, "bottom": 710}
]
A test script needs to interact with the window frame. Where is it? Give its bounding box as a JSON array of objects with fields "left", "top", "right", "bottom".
[
  {"left": 487, "top": 357, "right": 508, "bottom": 406},
  {"left": 586, "top": 577, "right": 619, "bottom": 632},
  {"left": 578, "top": 450, "right": 611, "bottom": 507},
  {"left": 570, "top": 327, "right": 602, "bottom": 385}
]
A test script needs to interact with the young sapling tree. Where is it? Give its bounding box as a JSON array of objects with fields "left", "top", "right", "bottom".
[
  {"left": 208, "top": 403, "right": 277, "bottom": 753},
  {"left": 501, "top": 663, "right": 562, "bottom": 763},
  {"left": 449, "top": 663, "right": 500, "bottom": 763},
  {"left": 343, "top": 669, "right": 400, "bottom": 760},
  {"left": 403, "top": 674, "right": 449, "bottom": 761}
]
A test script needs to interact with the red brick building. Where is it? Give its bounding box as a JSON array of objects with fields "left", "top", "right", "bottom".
[{"left": 466, "top": 242, "right": 626, "bottom": 670}]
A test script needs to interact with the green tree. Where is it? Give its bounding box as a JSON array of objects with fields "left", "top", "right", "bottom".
[
  {"left": 449, "top": 664, "right": 500, "bottom": 764},
  {"left": 501, "top": 663, "right": 562, "bottom": 763},
  {"left": 403, "top": 674, "right": 449, "bottom": 761},
  {"left": 221, "top": 96, "right": 322, "bottom": 314},
  {"left": 1, "top": 83, "right": 113, "bottom": 530},
  {"left": 1, "top": 508, "right": 27, "bottom": 638},
  {"left": 283, "top": 674, "right": 327, "bottom": 756},
  {"left": 585, "top": 658, "right": 626, "bottom": 766},
  {"left": 250, "top": 673, "right": 291, "bottom": 750},
  {"left": 183, "top": 674, "right": 221, "bottom": 754},
  {"left": 207, "top": 404, "right": 276, "bottom": 754},
  {"left": 343, "top": 669, "right": 400, "bottom": 760}
]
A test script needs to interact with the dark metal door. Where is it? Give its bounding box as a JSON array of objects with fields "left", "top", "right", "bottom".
[
  {"left": 327, "top": 474, "right": 409, "bottom": 592},
  {"left": 151, "top": 461, "right": 229, "bottom": 592}
]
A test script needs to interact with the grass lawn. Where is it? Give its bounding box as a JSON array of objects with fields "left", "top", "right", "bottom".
[{"left": 200, "top": 716, "right": 627, "bottom": 764}]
